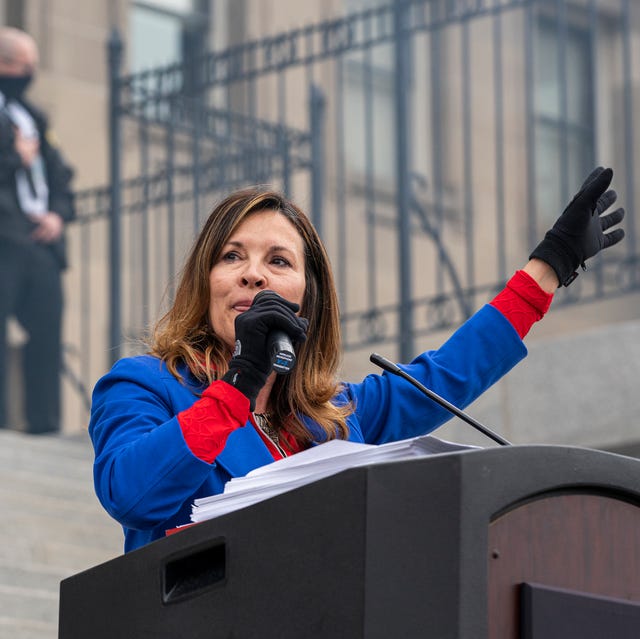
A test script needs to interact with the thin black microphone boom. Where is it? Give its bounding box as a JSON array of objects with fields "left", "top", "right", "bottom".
[{"left": 369, "top": 352, "right": 511, "bottom": 446}]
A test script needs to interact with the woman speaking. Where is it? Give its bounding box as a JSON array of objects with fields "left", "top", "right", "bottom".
[{"left": 89, "top": 168, "right": 624, "bottom": 552}]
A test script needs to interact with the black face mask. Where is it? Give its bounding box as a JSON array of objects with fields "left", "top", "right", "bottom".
[{"left": 0, "top": 74, "right": 33, "bottom": 100}]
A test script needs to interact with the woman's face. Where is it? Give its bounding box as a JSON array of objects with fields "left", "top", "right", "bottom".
[{"left": 209, "top": 209, "right": 307, "bottom": 352}]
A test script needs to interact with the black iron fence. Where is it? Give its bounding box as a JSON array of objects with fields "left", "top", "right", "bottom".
[{"left": 64, "top": 0, "right": 640, "bottom": 419}]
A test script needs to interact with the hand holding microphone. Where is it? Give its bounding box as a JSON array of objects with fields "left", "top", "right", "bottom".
[{"left": 221, "top": 290, "right": 308, "bottom": 410}]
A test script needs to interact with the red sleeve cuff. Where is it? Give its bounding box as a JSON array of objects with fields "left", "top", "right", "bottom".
[
  {"left": 490, "top": 270, "right": 553, "bottom": 339},
  {"left": 177, "top": 380, "right": 251, "bottom": 463}
]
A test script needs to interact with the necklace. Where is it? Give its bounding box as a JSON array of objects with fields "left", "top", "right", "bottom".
[
  {"left": 253, "top": 412, "right": 279, "bottom": 442},
  {"left": 253, "top": 412, "right": 287, "bottom": 457}
]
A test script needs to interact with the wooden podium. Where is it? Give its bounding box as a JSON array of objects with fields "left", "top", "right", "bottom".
[{"left": 59, "top": 445, "right": 640, "bottom": 638}]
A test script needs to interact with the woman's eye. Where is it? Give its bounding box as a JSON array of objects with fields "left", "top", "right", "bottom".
[
  {"left": 272, "top": 256, "right": 291, "bottom": 267},
  {"left": 222, "top": 251, "right": 240, "bottom": 262}
]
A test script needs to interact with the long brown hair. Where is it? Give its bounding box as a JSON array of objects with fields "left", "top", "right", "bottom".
[{"left": 149, "top": 187, "right": 350, "bottom": 443}]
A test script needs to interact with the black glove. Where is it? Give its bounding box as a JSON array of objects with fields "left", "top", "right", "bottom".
[
  {"left": 221, "top": 290, "right": 308, "bottom": 410},
  {"left": 529, "top": 167, "right": 625, "bottom": 286}
]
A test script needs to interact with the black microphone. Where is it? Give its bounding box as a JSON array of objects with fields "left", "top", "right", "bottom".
[
  {"left": 268, "top": 330, "right": 296, "bottom": 374},
  {"left": 369, "top": 352, "right": 511, "bottom": 446},
  {"left": 252, "top": 290, "right": 297, "bottom": 374}
]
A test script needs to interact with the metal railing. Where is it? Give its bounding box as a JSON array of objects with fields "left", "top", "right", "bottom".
[{"left": 63, "top": 0, "right": 640, "bottom": 424}]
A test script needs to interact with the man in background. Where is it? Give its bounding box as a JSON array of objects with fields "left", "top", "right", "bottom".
[{"left": 0, "top": 27, "right": 75, "bottom": 434}]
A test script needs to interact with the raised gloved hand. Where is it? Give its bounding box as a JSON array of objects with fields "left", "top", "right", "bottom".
[
  {"left": 221, "top": 290, "right": 308, "bottom": 410},
  {"left": 529, "top": 167, "right": 625, "bottom": 286}
]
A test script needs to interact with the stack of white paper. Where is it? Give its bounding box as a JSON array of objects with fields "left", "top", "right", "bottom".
[{"left": 191, "top": 435, "right": 477, "bottom": 523}]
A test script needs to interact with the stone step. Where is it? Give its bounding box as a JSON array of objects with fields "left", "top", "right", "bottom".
[
  {"left": 0, "top": 616, "right": 58, "bottom": 639},
  {"left": 0, "top": 582, "right": 58, "bottom": 622},
  {"left": 0, "top": 428, "right": 123, "bottom": 638},
  {"left": 0, "top": 562, "right": 66, "bottom": 593},
  {"left": 0, "top": 490, "right": 103, "bottom": 534}
]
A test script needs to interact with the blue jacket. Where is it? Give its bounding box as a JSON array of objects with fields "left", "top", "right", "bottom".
[{"left": 89, "top": 304, "right": 526, "bottom": 552}]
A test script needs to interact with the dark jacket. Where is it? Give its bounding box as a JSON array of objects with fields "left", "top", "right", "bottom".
[{"left": 0, "top": 97, "right": 75, "bottom": 268}]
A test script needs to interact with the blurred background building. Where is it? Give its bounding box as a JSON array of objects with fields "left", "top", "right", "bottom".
[{"left": 3, "top": 0, "right": 639, "bottom": 452}]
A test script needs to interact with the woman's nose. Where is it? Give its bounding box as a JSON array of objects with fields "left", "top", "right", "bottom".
[{"left": 240, "top": 261, "right": 266, "bottom": 288}]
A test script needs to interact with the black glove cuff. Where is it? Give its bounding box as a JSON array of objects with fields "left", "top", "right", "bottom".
[
  {"left": 529, "top": 230, "right": 580, "bottom": 287},
  {"left": 221, "top": 360, "right": 269, "bottom": 412}
]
